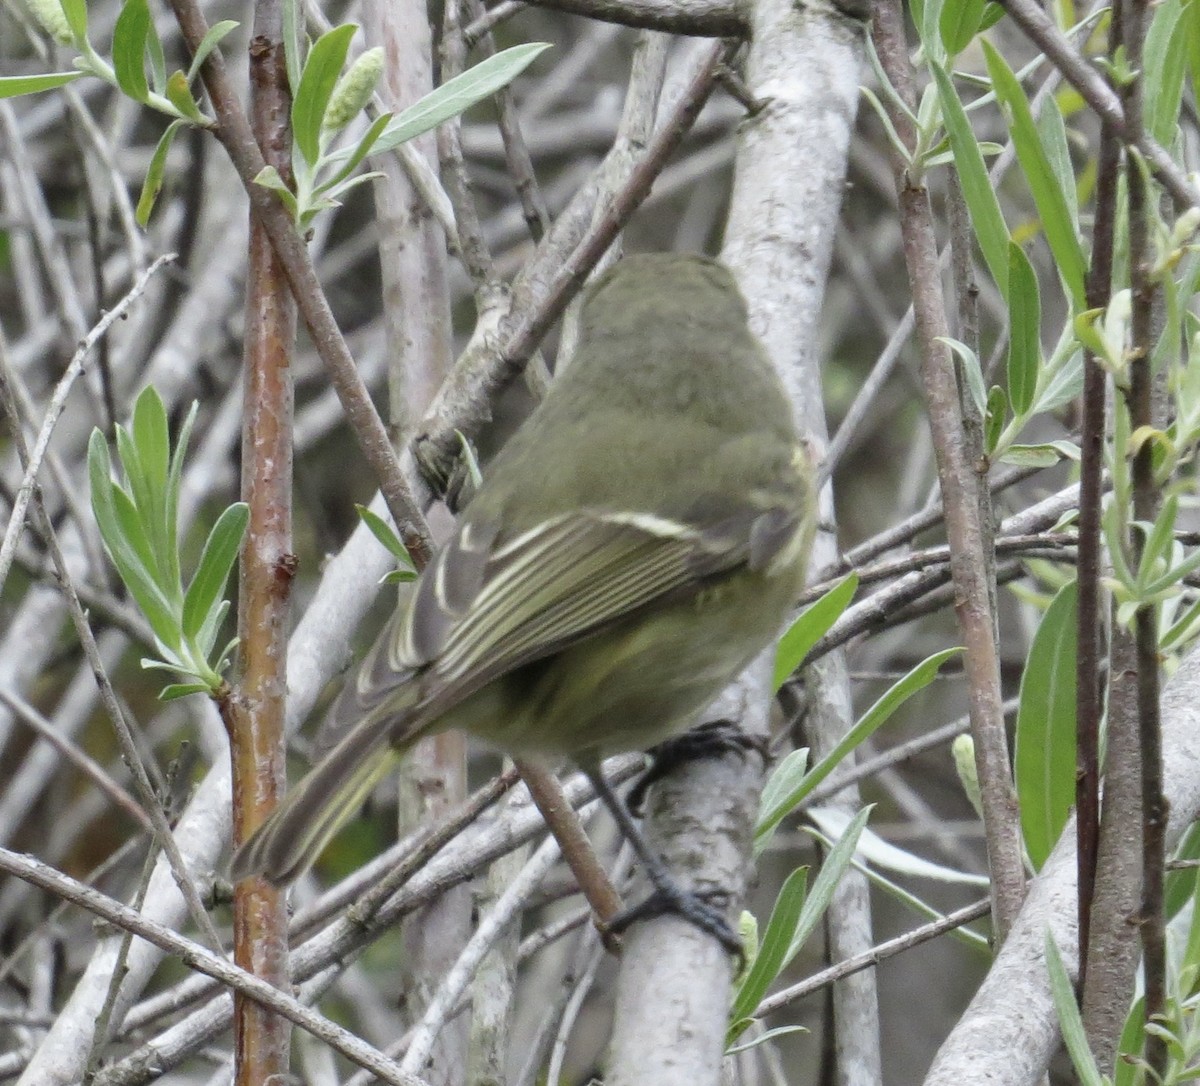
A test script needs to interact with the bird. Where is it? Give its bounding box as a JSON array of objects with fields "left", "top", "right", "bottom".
[{"left": 232, "top": 252, "right": 814, "bottom": 945}]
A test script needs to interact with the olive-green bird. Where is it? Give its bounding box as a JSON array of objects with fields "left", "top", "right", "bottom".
[{"left": 232, "top": 252, "right": 815, "bottom": 889}]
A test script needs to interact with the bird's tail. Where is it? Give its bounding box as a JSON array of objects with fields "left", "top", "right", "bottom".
[{"left": 230, "top": 703, "right": 414, "bottom": 886}]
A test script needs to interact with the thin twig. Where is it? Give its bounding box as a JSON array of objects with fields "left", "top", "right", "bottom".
[
  {"left": 0, "top": 690, "right": 153, "bottom": 834},
  {"left": 755, "top": 899, "right": 992, "bottom": 1016},
  {"left": 164, "top": 0, "right": 435, "bottom": 566},
  {"left": 0, "top": 847, "right": 432, "bottom": 1086}
]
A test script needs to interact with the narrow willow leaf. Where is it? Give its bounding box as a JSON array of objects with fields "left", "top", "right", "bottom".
[
  {"left": 132, "top": 387, "right": 170, "bottom": 563},
  {"left": 160, "top": 682, "right": 211, "bottom": 701},
  {"left": 786, "top": 807, "right": 872, "bottom": 962},
  {"left": 1046, "top": 935, "right": 1107, "bottom": 1086},
  {"left": 985, "top": 385, "right": 1008, "bottom": 452},
  {"left": 355, "top": 504, "right": 414, "bottom": 565},
  {"left": 728, "top": 867, "right": 808, "bottom": 1038},
  {"left": 0, "top": 72, "right": 84, "bottom": 97},
  {"left": 254, "top": 165, "right": 299, "bottom": 220},
  {"left": 773, "top": 572, "right": 857, "bottom": 689},
  {"left": 1035, "top": 94, "right": 1078, "bottom": 235},
  {"left": 292, "top": 23, "right": 357, "bottom": 166},
  {"left": 1165, "top": 822, "right": 1200, "bottom": 918},
  {"left": 1138, "top": 494, "right": 1178, "bottom": 589},
  {"left": 112, "top": 0, "right": 151, "bottom": 103},
  {"left": 136, "top": 120, "right": 185, "bottom": 227},
  {"left": 939, "top": 0, "right": 986, "bottom": 56},
  {"left": 983, "top": 41, "right": 1087, "bottom": 308},
  {"left": 145, "top": 15, "right": 165, "bottom": 92},
  {"left": 930, "top": 61, "right": 1009, "bottom": 296},
  {"left": 809, "top": 807, "right": 989, "bottom": 885},
  {"left": 182, "top": 503, "right": 248, "bottom": 641},
  {"left": 60, "top": 0, "right": 86, "bottom": 43},
  {"left": 165, "top": 70, "right": 207, "bottom": 124},
  {"left": 164, "top": 401, "right": 198, "bottom": 591},
  {"left": 1114, "top": 997, "right": 1145, "bottom": 1086},
  {"left": 320, "top": 111, "right": 392, "bottom": 192},
  {"left": 371, "top": 43, "right": 551, "bottom": 155},
  {"left": 1143, "top": 0, "right": 1187, "bottom": 146},
  {"left": 196, "top": 598, "right": 230, "bottom": 659},
  {"left": 1006, "top": 241, "right": 1041, "bottom": 415},
  {"left": 186, "top": 19, "right": 239, "bottom": 82},
  {"left": 1015, "top": 580, "right": 1077, "bottom": 869},
  {"left": 1000, "top": 441, "right": 1079, "bottom": 468},
  {"left": 110, "top": 484, "right": 159, "bottom": 590},
  {"left": 978, "top": 2, "right": 1005, "bottom": 30},
  {"left": 757, "top": 649, "right": 961, "bottom": 844},
  {"left": 939, "top": 336, "right": 986, "bottom": 419}
]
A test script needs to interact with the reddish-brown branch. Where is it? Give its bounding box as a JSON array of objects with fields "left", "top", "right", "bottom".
[{"left": 227, "top": 6, "right": 296, "bottom": 1082}]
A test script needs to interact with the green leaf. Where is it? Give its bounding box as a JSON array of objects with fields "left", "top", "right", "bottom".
[
  {"left": 978, "top": 2, "right": 1005, "bottom": 30},
  {"left": 159, "top": 682, "right": 212, "bottom": 701},
  {"left": 757, "top": 649, "right": 961, "bottom": 845},
  {"left": 983, "top": 41, "right": 1087, "bottom": 309},
  {"left": 728, "top": 867, "right": 809, "bottom": 1039},
  {"left": 1045, "top": 934, "right": 1106, "bottom": 1086},
  {"left": 930, "top": 62, "right": 1010, "bottom": 297},
  {"left": 164, "top": 401, "right": 198, "bottom": 595},
  {"left": 60, "top": 0, "right": 86, "bottom": 43},
  {"left": 356, "top": 503, "right": 415, "bottom": 566},
  {"left": 1165, "top": 822, "right": 1200, "bottom": 918},
  {"left": 145, "top": 16, "right": 165, "bottom": 92},
  {"left": 254, "top": 165, "right": 299, "bottom": 221},
  {"left": 318, "top": 111, "right": 392, "bottom": 193},
  {"left": 999, "top": 441, "right": 1080, "bottom": 468},
  {"left": 1033, "top": 350, "right": 1085, "bottom": 416},
  {"left": 0, "top": 72, "right": 85, "bottom": 97},
  {"left": 1015, "top": 580, "right": 1077, "bottom": 869},
  {"left": 89, "top": 432, "right": 181, "bottom": 650},
  {"left": 112, "top": 0, "right": 151, "bottom": 102},
  {"left": 1113, "top": 997, "right": 1145, "bottom": 1086},
  {"left": 1143, "top": 0, "right": 1188, "bottom": 146},
  {"left": 1006, "top": 242, "right": 1041, "bottom": 415},
  {"left": 1137, "top": 495, "right": 1178, "bottom": 590},
  {"left": 186, "top": 19, "right": 239, "bottom": 83},
  {"left": 292, "top": 23, "right": 357, "bottom": 166},
  {"left": 136, "top": 119, "right": 185, "bottom": 227},
  {"left": 773, "top": 573, "right": 858, "bottom": 689},
  {"left": 182, "top": 503, "right": 248, "bottom": 642},
  {"left": 282, "top": 0, "right": 302, "bottom": 92},
  {"left": 165, "top": 70, "right": 207, "bottom": 124},
  {"left": 726, "top": 1026, "right": 808, "bottom": 1055},
  {"left": 939, "top": 336, "right": 986, "bottom": 419},
  {"left": 370, "top": 43, "right": 552, "bottom": 156},
  {"left": 788, "top": 807, "right": 872, "bottom": 963},
  {"left": 196, "top": 598, "right": 230, "bottom": 659},
  {"left": 132, "top": 386, "right": 170, "bottom": 561},
  {"left": 1035, "top": 94, "right": 1079, "bottom": 238},
  {"left": 940, "top": 0, "right": 987, "bottom": 56}
]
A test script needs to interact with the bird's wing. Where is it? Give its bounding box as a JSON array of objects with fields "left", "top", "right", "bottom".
[{"left": 404, "top": 498, "right": 801, "bottom": 699}]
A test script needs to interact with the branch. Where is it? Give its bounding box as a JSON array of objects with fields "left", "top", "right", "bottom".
[
  {"left": 923, "top": 644, "right": 1200, "bottom": 1086},
  {"left": 515, "top": 0, "right": 744, "bottom": 36},
  {"left": 164, "top": 0, "right": 434, "bottom": 566},
  {"left": 0, "top": 847, "right": 431, "bottom": 1086}
]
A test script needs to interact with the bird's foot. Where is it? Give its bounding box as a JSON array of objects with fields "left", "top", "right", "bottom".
[{"left": 627, "top": 719, "right": 769, "bottom": 817}]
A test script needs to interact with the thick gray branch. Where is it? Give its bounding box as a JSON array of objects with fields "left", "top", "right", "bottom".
[{"left": 923, "top": 645, "right": 1200, "bottom": 1085}]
